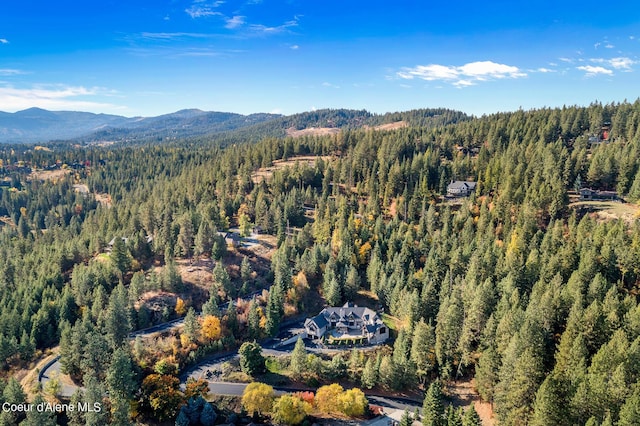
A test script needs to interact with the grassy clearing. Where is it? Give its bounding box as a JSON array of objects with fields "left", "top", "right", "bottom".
[{"left": 381, "top": 313, "right": 403, "bottom": 331}]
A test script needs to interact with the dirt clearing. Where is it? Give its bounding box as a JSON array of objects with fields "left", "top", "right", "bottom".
[
  {"left": 286, "top": 127, "right": 341, "bottom": 138},
  {"left": 569, "top": 200, "right": 639, "bottom": 224},
  {"left": 447, "top": 379, "right": 495, "bottom": 425},
  {"left": 252, "top": 155, "right": 332, "bottom": 183}
]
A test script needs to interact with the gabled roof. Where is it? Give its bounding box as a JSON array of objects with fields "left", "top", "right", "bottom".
[
  {"left": 447, "top": 181, "right": 477, "bottom": 190},
  {"left": 307, "top": 314, "right": 328, "bottom": 329},
  {"left": 319, "top": 303, "right": 379, "bottom": 326}
]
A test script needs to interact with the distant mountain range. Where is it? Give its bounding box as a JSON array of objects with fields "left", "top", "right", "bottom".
[
  {"left": 0, "top": 107, "right": 470, "bottom": 144},
  {"left": 0, "top": 108, "right": 281, "bottom": 144}
]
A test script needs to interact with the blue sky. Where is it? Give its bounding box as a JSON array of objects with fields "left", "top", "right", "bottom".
[{"left": 1, "top": 0, "right": 639, "bottom": 117}]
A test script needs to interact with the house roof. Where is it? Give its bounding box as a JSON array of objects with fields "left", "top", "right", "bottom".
[
  {"left": 307, "top": 314, "right": 328, "bottom": 329},
  {"left": 318, "top": 302, "right": 379, "bottom": 326},
  {"left": 447, "top": 181, "right": 477, "bottom": 191},
  {"left": 580, "top": 188, "right": 617, "bottom": 196}
]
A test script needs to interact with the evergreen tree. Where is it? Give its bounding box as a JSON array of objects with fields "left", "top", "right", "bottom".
[
  {"left": 84, "top": 374, "right": 108, "bottom": 426},
  {"left": 361, "top": 356, "right": 378, "bottom": 389},
  {"left": 2, "top": 378, "right": 26, "bottom": 425},
  {"left": 423, "top": 381, "right": 445, "bottom": 426},
  {"left": 202, "top": 293, "right": 220, "bottom": 317},
  {"left": 104, "top": 282, "right": 131, "bottom": 349},
  {"left": 177, "top": 213, "right": 194, "bottom": 258},
  {"left": 241, "top": 255, "right": 253, "bottom": 283},
  {"left": 446, "top": 404, "right": 463, "bottom": 426},
  {"left": 22, "top": 394, "right": 56, "bottom": 426},
  {"left": 247, "top": 299, "right": 262, "bottom": 340},
  {"left": 266, "top": 283, "right": 284, "bottom": 336},
  {"left": 68, "top": 390, "right": 86, "bottom": 426},
  {"left": 462, "top": 405, "right": 481, "bottom": 426},
  {"left": 183, "top": 307, "right": 200, "bottom": 343},
  {"left": 111, "top": 237, "right": 131, "bottom": 274},
  {"left": 399, "top": 409, "right": 412, "bottom": 426},
  {"left": 239, "top": 341, "right": 266, "bottom": 376},
  {"left": 106, "top": 347, "right": 137, "bottom": 426},
  {"left": 194, "top": 219, "right": 214, "bottom": 258},
  {"left": 290, "top": 337, "right": 307, "bottom": 379}
]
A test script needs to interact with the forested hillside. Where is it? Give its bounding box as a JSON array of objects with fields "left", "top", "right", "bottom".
[{"left": 1, "top": 101, "right": 640, "bottom": 425}]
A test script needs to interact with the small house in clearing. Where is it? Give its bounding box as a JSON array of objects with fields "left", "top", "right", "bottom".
[
  {"left": 579, "top": 188, "right": 618, "bottom": 201},
  {"left": 304, "top": 302, "right": 389, "bottom": 345},
  {"left": 216, "top": 231, "right": 241, "bottom": 248},
  {"left": 447, "top": 181, "right": 477, "bottom": 197}
]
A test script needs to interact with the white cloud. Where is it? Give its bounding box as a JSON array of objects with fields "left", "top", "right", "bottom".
[
  {"left": 185, "top": 1, "right": 223, "bottom": 18},
  {"left": 0, "top": 69, "right": 25, "bottom": 76},
  {"left": 248, "top": 16, "right": 300, "bottom": 34},
  {"left": 594, "top": 42, "right": 601, "bottom": 49},
  {"left": 608, "top": 57, "right": 635, "bottom": 70},
  {"left": 453, "top": 80, "right": 475, "bottom": 88},
  {"left": 322, "top": 82, "right": 340, "bottom": 89},
  {"left": 591, "top": 57, "right": 636, "bottom": 70},
  {"left": 577, "top": 65, "right": 613, "bottom": 77},
  {"left": 290, "top": 44, "right": 299, "bottom": 50},
  {"left": 397, "top": 60, "right": 526, "bottom": 87},
  {"left": 605, "top": 43, "right": 614, "bottom": 49},
  {"left": 225, "top": 15, "right": 246, "bottom": 29},
  {"left": 0, "top": 39, "right": 8, "bottom": 44},
  {"left": 0, "top": 85, "right": 125, "bottom": 112},
  {"left": 536, "top": 68, "right": 556, "bottom": 73}
]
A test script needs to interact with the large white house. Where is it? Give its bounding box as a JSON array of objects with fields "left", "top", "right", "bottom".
[{"left": 304, "top": 302, "right": 389, "bottom": 345}]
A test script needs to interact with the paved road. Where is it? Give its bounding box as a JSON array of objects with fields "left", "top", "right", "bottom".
[
  {"left": 38, "top": 355, "right": 80, "bottom": 397},
  {"left": 39, "top": 290, "right": 267, "bottom": 397}
]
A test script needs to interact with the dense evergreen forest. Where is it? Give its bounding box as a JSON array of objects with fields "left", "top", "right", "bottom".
[{"left": 2, "top": 101, "right": 640, "bottom": 425}]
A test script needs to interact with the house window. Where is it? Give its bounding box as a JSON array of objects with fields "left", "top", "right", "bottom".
[
  {"left": 379, "top": 327, "right": 387, "bottom": 335},
  {"left": 331, "top": 322, "right": 337, "bottom": 328}
]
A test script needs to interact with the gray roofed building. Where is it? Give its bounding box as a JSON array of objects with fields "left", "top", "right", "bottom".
[
  {"left": 447, "top": 180, "right": 477, "bottom": 197},
  {"left": 304, "top": 302, "right": 389, "bottom": 345}
]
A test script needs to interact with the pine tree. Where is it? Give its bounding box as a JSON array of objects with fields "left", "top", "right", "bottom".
[
  {"left": 104, "top": 282, "right": 132, "bottom": 349},
  {"left": 423, "top": 381, "right": 445, "bottom": 426},
  {"left": 22, "top": 394, "right": 56, "bottom": 426},
  {"left": 412, "top": 319, "right": 436, "bottom": 384},
  {"left": 194, "top": 219, "right": 214, "bottom": 258},
  {"left": 241, "top": 255, "right": 253, "bottom": 283},
  {"left": 326, "top": 276, "right": 342, "bottom": 306},
  {"left": 2, "top": 378, "right": 27, "bottom": 425},
  {"left": 247, "top": 299, "right": 262, "bottom": 340},
  {"left": 462, "top": 405, "right": 481, "bottom": 426},
  {"left": 106, "top": 348, "right": 136, "bottom": 426},
  {"left": 202, "top": 293, "right": 220, "bottom": 317},
  {"left": 399, "top": 409, "right": 412, "bottom": 426},
  {"left": 361, "top": 356, "right": 378, "bottom": 389},
  {"left": 212, "top": 261, "right": 233, "bottom": 298},
  {"left": 68, "top": 390, "right": 86, "bottom": 426},
  {"left": 84, "top": 374, "right": 108, "bottom": 426},
  {"left": 200, "top": 402, "right": 218, "bottom": 426},
  {"left": 446, "top": 404, "right": 463, "bottom": 426},
  {"left": 290, "top": 337, "right": 307, "bottom": 379},
  {"left": 183, "top": 307, "right": 200, "bottom": 343},
  {"left": 530, "top": 374, "right": 566, "bottom": 426},
  {"left": 239, "top": 341, "right": 265, "bottom": 376},
  {"left": 266, "top": 283, "right": 284, "bottom": 336},
  {"left": 111, "top": 237, "right": 131, "bottom": 274},
  {"left": 177, "top": 214, "right": 194, "bottom": 258}
]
